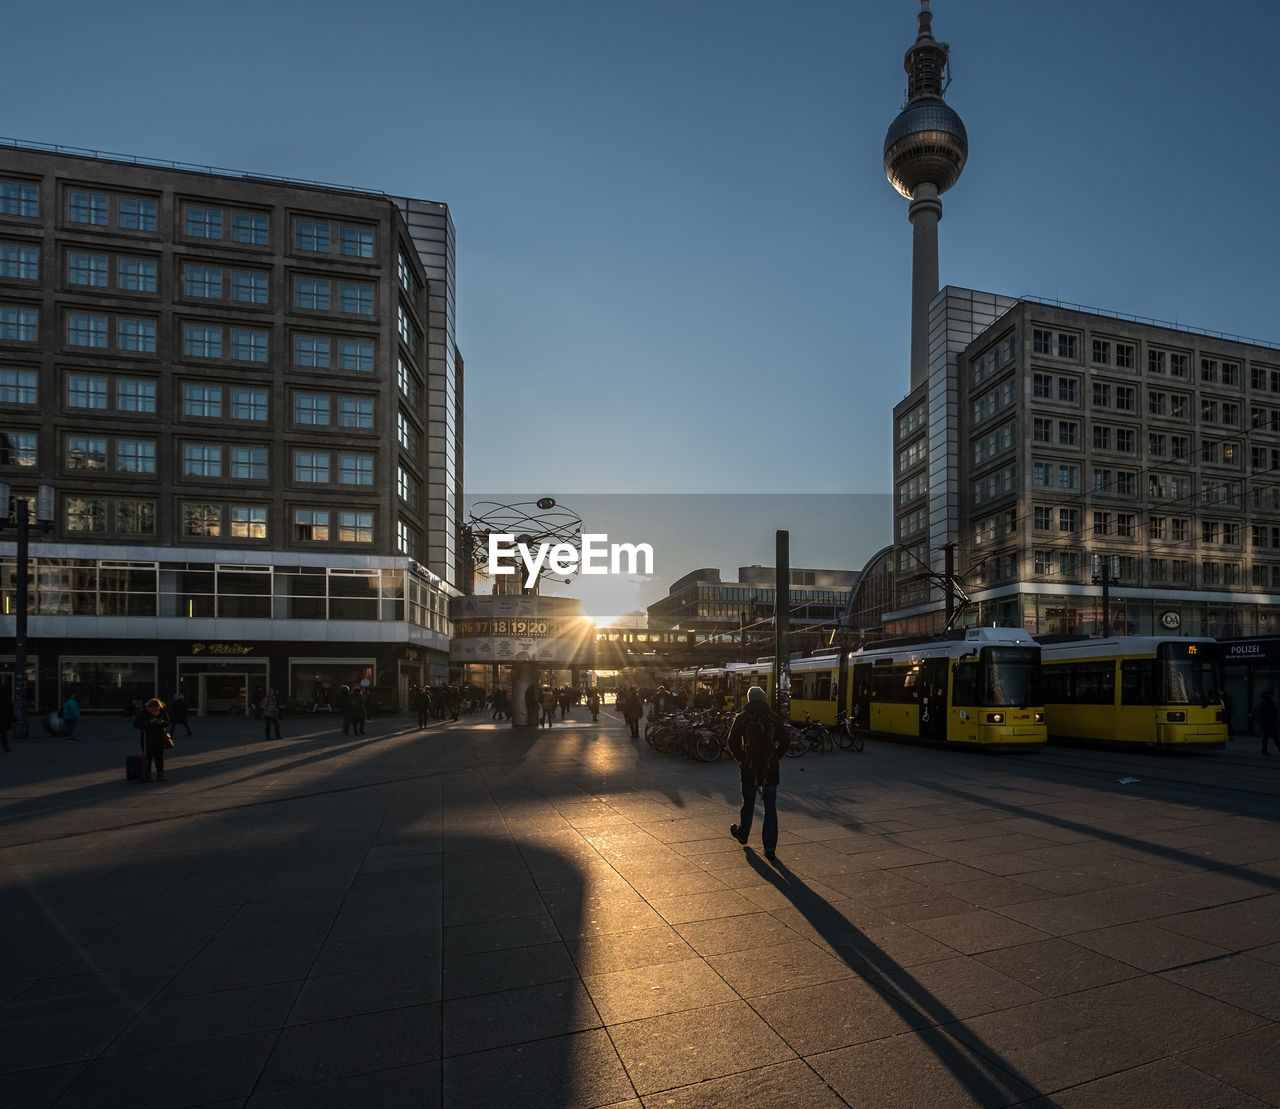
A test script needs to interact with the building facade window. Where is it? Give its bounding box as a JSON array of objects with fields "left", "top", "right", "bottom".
[
  {"left": 230, "top": 328, "right": 269, "bottom": 362},
  {"left": 117, "top": 378, "right": 157, "bottom": 413},
  {"left": 0, "top": 432, "right": 36, "bottom": 467},
  {"left": 293, "top": 451, "right": 330, "bottom": 483},
  {"left": 0, "top": 306, "right": 38, "bottom": 342},
  {"left": 116, "top": 439, "right": 157, "bottom": 474},
  {"left": 117, "top": 318, "right": 157, "bottom": 352},
  {"left": 185, "top": 205, "right": 223, "bottom": 239},
  {"left": 68, "top": 373, "right": 109, "bottom": 409},
  {"left": 340, "top": 225, "right": 375, "bottom": 258},
  {"left": 184, "top": 503, "right": 221, "bottom": 536},
  {"left": 69, "top": 190, "right": 109, "bottom": 226},
  {"left": 230, "top": 447, "right": 268, "bottom": 480},
  {"left": 184, "top": 264, "right": 223, "bottom": 298},
  {"left": 231, "top": 211, "right": 270, "bottom": 245},
  {"left": 293, "top": 334, "right": 331, "bottom": 368},
  {"left": 294, "top": 508, "right": 330, "bottom": 541},
  {"left": 66, "top": 496, "right": 108, "bottom": 532},
  {"left": 183, "top": 443, "right": 223, "bottom": 477},
  {"left": 295, "top": 220, "right": 330, "bottom": 252},
  {"left": 184, "top": 324, "right": 222, "bottom": 358},
  {"left": 338, "top": 510, "right": 374, "bottom": 543},
  {"left": 1, "top": 181, "right": 39, "bottom": 217},
  {"left": 231, "top": 270, "right": 269, "bottom": 304},
  {"left": 0, "top": 368, "right": 37, "bottom": 404},
  {"left": 339, "top": 397, "right": 374, "bottom": 430},
  {"left": 117, "top": 257, "right": 158, "bottom": 292},
  {"left": 0, "top": 243, "right": 39, "bottom": 280},
  {"left": 67, "top": 313, "right": 108, "bottom": 348},
  {"left": 118, "top": 196, "right": 157, "bottom": 231},
  {"left": 339, "top": 338, "right": 374, "bottom": 373},
  {"left": 339, "top": 282, "right": 374, "bottom": 315},
  {"left": 230, "top": 388, "right": 268, "bottom": 421},
  {"left": 338, "top": 453, "right": 374, "bottom": 485},
  {"left": 66, "top": 435, "right": 108, "bottom": 469},
  {"left": 184, "top": 383, "right": 222, "bottom": 418},
  {"left": 230, "top": 505, "right": 267, "bottom": 538},
  {"left": 294, "top": 393, "right": 330, "bottom": 425},
  {"left": 294, "top": 277, "right": 331, "bottom": 311}
]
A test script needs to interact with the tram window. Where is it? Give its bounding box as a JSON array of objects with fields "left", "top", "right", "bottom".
[
  {"left": 983, "top": 648, "right": 1042, "bottom": 707},
  {"left": 1070, "top": 662, "right": 1115, "bottom": 705},
  {"left": 1121, "top": 659, "right": 1159, "bottom": 705},
  {"left": 1157, "top": 643, "right": 1217, "bottom": 706},
  {"left": 952, "top": 660, "right": 981, "bottom": 706},
  {"left": 872, "top": 665, "right": 917, "bottom": 703},
  {"left": 1041, "top": 665, "right": 1070, "bottom": 703},
  {"left": 792, "top": 676, "right": 807, "bottom": 700},
  {"left": 816, "top": 675, "right": 832, "bottom": 700}
]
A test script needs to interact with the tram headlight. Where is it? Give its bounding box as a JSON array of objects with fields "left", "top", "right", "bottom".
[
  {"left": 986, "top": 712, "right": 1004, "bottom": 724},
  {"left": 1034, "top": 711, "right": 1044, "bottom": 724},
  {"left": 1166, "top": 711, "right": 1186, "bottom": 722}
]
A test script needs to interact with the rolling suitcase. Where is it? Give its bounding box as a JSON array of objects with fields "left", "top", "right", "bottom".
[{"left": 126, "top": 735, "right": 150, "bottom": 783}]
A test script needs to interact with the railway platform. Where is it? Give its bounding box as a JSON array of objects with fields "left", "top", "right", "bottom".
[{"left": 1, "top": 708, "right": 1278, "bottom": 1107}]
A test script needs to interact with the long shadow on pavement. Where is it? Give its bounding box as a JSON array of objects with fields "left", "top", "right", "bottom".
[{"left": 744, "top": 852, "right": 1050, "bottom": 1106}]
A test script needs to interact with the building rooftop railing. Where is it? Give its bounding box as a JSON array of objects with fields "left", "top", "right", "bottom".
[
  {"left": 1, "top": 135, "right": 390, "bottom": 199},
  {"left": 1020, "top": 294, "right": 1280, "bottom": 353}
]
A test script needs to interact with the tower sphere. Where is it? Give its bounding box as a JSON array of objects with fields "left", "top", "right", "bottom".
[{"left": 883, "top": 100, "right": 968, "bottom": 199}]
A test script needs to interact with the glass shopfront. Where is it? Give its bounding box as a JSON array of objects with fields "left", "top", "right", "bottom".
[
  {"left": 176, "top": 657, "right": 269, "bottom": 715},
  {"left": 289, "top": 658, "right": 375, "bottom": 713},
  {"left": 59, "top": 657, "right": 157, "bottom": 713}
]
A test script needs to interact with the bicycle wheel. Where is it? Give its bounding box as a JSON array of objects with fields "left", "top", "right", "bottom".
[
  {"left": 692, "top": 730, "right": 721, "bottom": 762},
  {"left": 834, "top": 723, "right": 853, "bottom": 750},
  {"left": 785, "top": 727, "right": 806, "bottom": 758},
  {"left": 852, "top": 731, "right": 864, "bottom": 752}
]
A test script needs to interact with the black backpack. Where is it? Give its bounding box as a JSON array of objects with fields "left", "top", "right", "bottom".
[{"left": 742, "top": 711, "right": 776, "bottom": 792}]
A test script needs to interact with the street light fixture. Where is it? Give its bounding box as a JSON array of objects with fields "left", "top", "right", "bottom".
[{"left": 1, "top": 483, "right": 55, "bottom": 739}]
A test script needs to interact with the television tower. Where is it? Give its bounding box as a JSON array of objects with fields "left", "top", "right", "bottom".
[{"left": 884, "top": 1, "right": 967, "bottom": 389}]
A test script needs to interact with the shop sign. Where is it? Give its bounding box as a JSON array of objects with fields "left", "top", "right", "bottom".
[
  {"left": 191, "top": 642, "right": 253, "bottom": 656},
  {"left": 1159, "top": 610, "right": 1181, "bottom": 630}
]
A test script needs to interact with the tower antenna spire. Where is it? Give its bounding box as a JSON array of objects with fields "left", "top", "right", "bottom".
[{"left": 883, "top": 1, "right": 967, "bottom": 389}]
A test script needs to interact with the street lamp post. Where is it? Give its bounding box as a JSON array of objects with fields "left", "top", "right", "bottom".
[{"left": 2, "top": 484, "right": 54, "bottom": 740}]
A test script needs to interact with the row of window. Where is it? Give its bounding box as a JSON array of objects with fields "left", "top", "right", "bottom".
[
  {"left": 1, "top": 309, "right": 382, "bottom": 370},
  {"left": 3, "top": 359, "right": 423, "bottom": 416},
  {"left": 1, "top": 181, "right": 381, "bottom": 258},
  {"left": 61, "top": 497, "right": 375, "bottom": 544},
  {"left": 1033, "top": 508, "right": 1253, "bottom": 547},
  {"left": 53, "top": 439, "right": 377, "bottom": 484},
  {"left": 969, "top": 332, "right": 1018, "bottom": 387}
]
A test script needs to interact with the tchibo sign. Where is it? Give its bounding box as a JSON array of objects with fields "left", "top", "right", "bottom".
[{"left": 487, "top": 533, "right": 654, "bottom": 589}]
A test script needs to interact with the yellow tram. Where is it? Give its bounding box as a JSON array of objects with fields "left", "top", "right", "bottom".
[
  {"left": 1038, "top": 636, "right": 1227, "bottom": 749},
  {"left": 729, "top": 627, "right": 1047, "bottom": 749}
]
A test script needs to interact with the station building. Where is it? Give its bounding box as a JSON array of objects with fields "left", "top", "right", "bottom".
[
  {"left": 647, "top": 565, "right": 858, "bottom": 656},
  {"left": 0, "top": 141, "right": 462, "bottom": 715}
]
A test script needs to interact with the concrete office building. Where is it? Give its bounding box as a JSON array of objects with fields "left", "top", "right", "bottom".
[
  {"left": 881, "top": 8, "right": 1280, "bottom": 640},
  {"left": 0, "top": 140, "right": 462, "bottom": 715}
]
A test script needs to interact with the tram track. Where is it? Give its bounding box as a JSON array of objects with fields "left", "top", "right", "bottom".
[{"left": 1023, "top": 744, "right": 1280, "bottom": 804}]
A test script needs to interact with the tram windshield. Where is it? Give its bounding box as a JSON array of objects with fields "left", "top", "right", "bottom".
[
  {"left": 1157, "top": 641, "right": 1217, "bottom": 705},
  {"left": 982, "top": 647, "right": 1042, "bottom": 708}
]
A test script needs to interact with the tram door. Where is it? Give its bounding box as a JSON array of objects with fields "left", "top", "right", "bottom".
[
  {"left": 850, "top": 664, "right": 872, "bottom": 732},
  {"left": 918, "top": 658, "right": 949, "bottom": 741}
]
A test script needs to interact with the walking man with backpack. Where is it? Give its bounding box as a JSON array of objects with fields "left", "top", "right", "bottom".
[{"left": 727, "top": 685, "right": 788, "bottom": 860}]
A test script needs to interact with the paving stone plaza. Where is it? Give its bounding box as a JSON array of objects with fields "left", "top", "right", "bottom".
[{"left": 1, "top": 709, "right": 1278, "bottom": 1107}]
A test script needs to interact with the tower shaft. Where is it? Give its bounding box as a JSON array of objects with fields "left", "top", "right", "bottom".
[{"left": 909, "top": 184, "right": 942, "bottom": 388}]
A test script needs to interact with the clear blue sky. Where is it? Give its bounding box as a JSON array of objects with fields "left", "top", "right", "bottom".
[{"left": 7, "top": 2, "right": 1277, "bottom": 505}]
